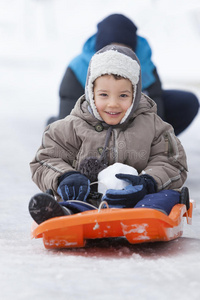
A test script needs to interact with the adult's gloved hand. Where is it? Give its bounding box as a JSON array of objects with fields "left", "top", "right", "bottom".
[
  {"left": 57, "top": 171, "right": 90, "bottom": 202},
  {"left": 102, "top": 174, "right": 157, "bottom": 208}
]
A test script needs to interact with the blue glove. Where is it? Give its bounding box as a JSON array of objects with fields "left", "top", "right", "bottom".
[
  {"left": 116, "top": 174, "right": 157, "bottom": 194},
  {"left": 102, "top": 174, "right": 157, "bottom": 208},
  {"left": 57, "top": 171, "right": 90, "bottom": 202}
]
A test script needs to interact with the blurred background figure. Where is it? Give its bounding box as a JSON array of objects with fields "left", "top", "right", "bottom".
[{"left": 47, "top": 14, "right": 199, "bottom": 135}]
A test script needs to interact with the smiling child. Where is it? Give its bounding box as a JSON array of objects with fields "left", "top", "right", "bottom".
[{"left": 29, "top": 45, "right": 188, "bottom": 224}]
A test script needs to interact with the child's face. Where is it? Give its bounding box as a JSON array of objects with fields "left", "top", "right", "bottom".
[{"left": 94, "top": 75, "right": 133, "bottom": 125}]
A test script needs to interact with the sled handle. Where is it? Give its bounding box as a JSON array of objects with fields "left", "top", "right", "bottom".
[{"left": 98, "top": 201, "right": 109, "bottom": 212}]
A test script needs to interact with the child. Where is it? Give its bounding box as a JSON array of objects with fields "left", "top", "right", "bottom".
[{"left": 29, "top": 45, "right": 188, "bottom": 225}]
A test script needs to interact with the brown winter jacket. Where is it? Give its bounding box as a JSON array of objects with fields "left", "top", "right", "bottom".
[{"left": 30, "top": 93, "right": 188, "bottom": 198}]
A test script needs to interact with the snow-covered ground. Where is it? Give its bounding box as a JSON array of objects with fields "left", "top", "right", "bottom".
[{"left": 0, "top": 1, "right": 200, "bottom": 299}]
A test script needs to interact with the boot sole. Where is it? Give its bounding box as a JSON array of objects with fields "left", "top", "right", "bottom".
[{"left": 29, "top": 193, "right": 68, "bottom": 224}]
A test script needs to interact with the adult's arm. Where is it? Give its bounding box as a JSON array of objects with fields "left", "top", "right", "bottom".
[
  {"left": 143, "top": 68, "right": 165, "bottom": 119},
  {"left": 58, "top": 67, "right": 84, "bottom": 118}
]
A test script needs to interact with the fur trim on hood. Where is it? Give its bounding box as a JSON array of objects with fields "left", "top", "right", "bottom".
[{"left": 85, "top": 45, "right": 142, "bottom": 126}]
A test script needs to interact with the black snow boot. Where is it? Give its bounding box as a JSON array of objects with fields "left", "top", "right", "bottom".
[{"left": 29, "top": 193, "right": 71, "bottom": 225}]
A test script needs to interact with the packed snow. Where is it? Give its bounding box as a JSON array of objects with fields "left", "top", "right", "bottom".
[
  {"left": 0, "top": 1, "right": 200, "bottom": 299},
  {"left": 98, "top": 163, "right": 138, "bottom": 195}
]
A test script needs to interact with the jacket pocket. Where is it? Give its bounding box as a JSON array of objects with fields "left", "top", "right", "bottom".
[{"left": 164, "top": 131, "right": 188, "bottom": 171}]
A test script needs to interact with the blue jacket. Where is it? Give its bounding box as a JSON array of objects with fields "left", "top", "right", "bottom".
[{"left": 69, "top": 34, "right": 156, "bottom": 90}]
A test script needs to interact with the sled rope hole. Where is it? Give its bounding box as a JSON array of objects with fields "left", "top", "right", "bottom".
[{"left": 98, "top": 201, "right": 109, "bottom": 213}]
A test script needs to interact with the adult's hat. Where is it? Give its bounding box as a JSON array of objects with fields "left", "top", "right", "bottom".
[{"left": 96, "top": 14, "right": 137, "bottom": 51}]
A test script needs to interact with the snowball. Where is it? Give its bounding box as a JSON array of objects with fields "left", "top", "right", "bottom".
[{"left": 98, "top": 163, "right": 138, "bottom": 195}]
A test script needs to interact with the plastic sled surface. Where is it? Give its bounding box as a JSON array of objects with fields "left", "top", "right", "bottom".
[{"left": 31, "top": 199, "right": 195, "bottom": 250}]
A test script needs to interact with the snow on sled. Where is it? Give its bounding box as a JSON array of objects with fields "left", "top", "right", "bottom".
[{"left": 31, "top": 197, "right": 195, "bottom": 250}]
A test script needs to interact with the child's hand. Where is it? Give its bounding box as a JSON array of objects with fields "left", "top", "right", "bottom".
[
  {"left": 57, "top": 172, "right": 90, "bottom": 201},
  {"left": 115, "top": 174, "right": 157, "bottom": 194},
  {"left": 102, "top": 174, "right": 157, "bottom": 208}
]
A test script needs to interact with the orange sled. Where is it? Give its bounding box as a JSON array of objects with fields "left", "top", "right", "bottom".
[{"left": 31, "top": 199, "right": 195, "bottom": 250}]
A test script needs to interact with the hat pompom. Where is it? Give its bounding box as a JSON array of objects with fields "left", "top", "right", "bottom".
[{"left": 79, "top": 157, "right": 107, "bottom": 182}]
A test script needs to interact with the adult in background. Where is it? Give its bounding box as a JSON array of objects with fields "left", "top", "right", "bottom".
[{"left": 48, "top": 14, "right": 199, "bottom": 135}]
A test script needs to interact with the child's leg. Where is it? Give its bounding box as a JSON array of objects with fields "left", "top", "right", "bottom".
[
  {"left": 60, "top": 200, "right": 97, "bottom": 214},
  {"left": 134, "top": 190, "right": 180, "bottom": 215}
]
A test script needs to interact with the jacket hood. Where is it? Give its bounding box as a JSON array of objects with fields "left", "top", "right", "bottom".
[{"left": 85, "top": 44, "right": 142, "bottom": 127}]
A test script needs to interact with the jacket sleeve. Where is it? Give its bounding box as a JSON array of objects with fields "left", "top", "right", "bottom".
[
  {"left": 143, "top": 115, "right": 188, "bottom": 191},
  {"left": 58, "top": 67, "right": 84, "bottom": 118},
  {"left": 143, "top": 68, "right": 165, "bottom": 119},
  {"left": 30, "top": 120, "right": 81, "bottom": 195}
]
